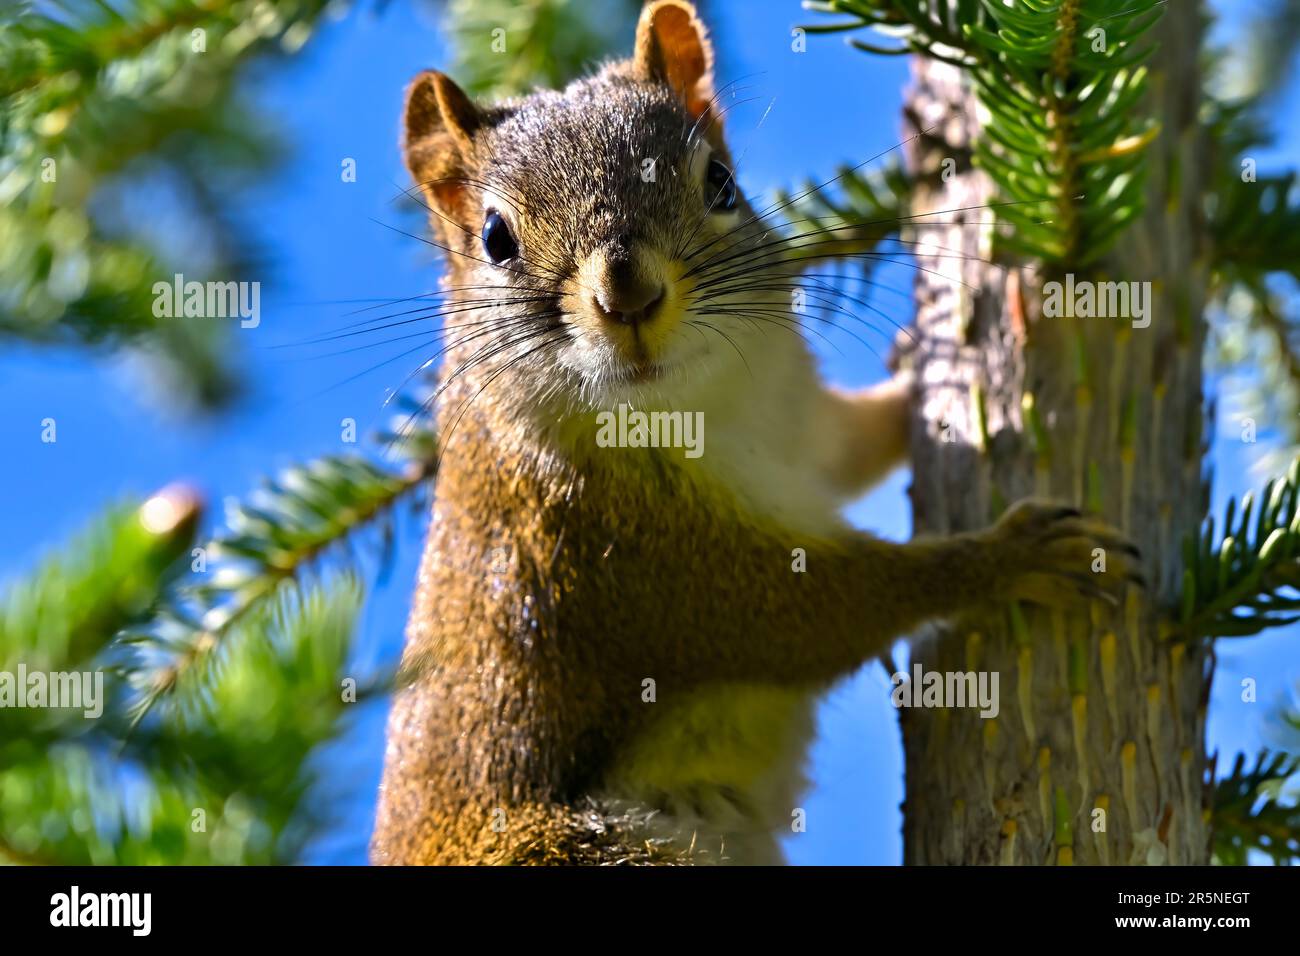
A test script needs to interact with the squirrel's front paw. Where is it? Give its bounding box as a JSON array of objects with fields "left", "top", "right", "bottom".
[{"left": 985, "top": 499, "right": 1145, "bottom": 608}]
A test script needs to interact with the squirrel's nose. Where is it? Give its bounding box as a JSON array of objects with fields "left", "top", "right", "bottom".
[{"left": 594, "top": 277, "right": 665, "bottom": 327}]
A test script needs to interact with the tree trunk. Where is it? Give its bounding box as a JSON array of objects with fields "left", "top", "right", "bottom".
[{"left": 900, "top": 12, "right": 1214, "bottom": 865}]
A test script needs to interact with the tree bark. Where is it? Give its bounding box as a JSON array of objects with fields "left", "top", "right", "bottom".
[{"left": 900, "top": 12, "right": 1214, "bottom": 865}]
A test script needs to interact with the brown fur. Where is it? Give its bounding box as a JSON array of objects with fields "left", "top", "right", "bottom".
[{"left": 372, "top": 401, "right": 1135, "bottom": 863}]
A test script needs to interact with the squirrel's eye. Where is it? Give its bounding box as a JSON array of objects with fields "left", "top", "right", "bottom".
[
  {"left": 481, "top": 211, "right": 518, "bottom": 264},
  {"left": 705, "top": 158, "right": 737, "bottom": 213}
]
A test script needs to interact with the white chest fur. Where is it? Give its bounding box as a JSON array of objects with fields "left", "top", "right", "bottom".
[
  {"left": 593, "top": 342, "right": 847, "bottom": 862},
  {"left": 600, "top": 682, "right": 819, "bottom": 864}
]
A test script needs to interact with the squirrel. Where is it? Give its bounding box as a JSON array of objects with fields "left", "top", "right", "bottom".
[{"left": 370, "top": 0, "right": 1141, "bottom": 865}]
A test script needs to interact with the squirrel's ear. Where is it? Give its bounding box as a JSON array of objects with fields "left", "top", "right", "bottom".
[
  {"left": 405, "top": 70, "right": 482, "bottom": 152},
  {"left": 634, "top": 0, "right": 715, "bottom": 120},
  {"left": 403, "top": 70, "right": 483, "bottom": 212}
]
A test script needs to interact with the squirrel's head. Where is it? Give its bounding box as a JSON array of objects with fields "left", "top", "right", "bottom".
[{"left": 403, "top": 1, "right": 778, "bottom": 415}]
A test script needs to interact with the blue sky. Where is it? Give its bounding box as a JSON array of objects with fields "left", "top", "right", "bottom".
[{"left": 1, "top": 0, "right": 1296, "bottom": 865}]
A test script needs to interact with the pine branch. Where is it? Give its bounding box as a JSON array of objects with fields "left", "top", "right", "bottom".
[
  {"left": 804, "top": 0, "right": 1165, "bottom": 266},
  {"left": 1178, "top": 458, "right": 1300, "bottom": 640},
  {"left": 774, "top": 161, "right": 915, "bottom": 269},
  {"left": 1204, "top": 15, "right": 1300, "bottom": 271},
  {"left": 0, "top": 487, "right": 199, "bottom": 766},
  {"left": 120, "top": 450, "right": 434, "bottom": 721},
  {"left": 801, "top": 0, "right": 976, "bottom": 63},
  {"left": 1212, "top": 750, "right": 1300, "bottom": 865},
  {"left": 143, "top": 576, "right": 366, "bottom": 852},
  {"left": 112, "top": 374, "right": 438, "bottom": 719}
]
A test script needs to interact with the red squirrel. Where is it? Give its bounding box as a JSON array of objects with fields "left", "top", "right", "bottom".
[{"left": 371, "top": 0, "right": 1140, "bottom": 864}]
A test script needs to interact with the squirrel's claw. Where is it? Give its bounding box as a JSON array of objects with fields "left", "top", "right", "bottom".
[{"left": 986, "top": 499, "right": 1144, "bottom": 610}]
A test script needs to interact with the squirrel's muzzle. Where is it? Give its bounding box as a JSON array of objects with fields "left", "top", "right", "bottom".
[
  {"left": 569, "top": 240, "right": 685, "bottom": 374},
  {"left": 589, "top": 245, "right": 667, "bottom": 328}
]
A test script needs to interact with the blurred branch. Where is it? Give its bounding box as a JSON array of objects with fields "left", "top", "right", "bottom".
[
  {"left": 1212, "top": 0, "right": 1300, "bottom": 105},
  {"left": 1201, "top": 28, "right": 1300, "bottom": 446},
  {"left": 1, "top": 0, "right": 338, "bottom": 410},
  {"left": 0, "top": 486, "right": 200, "bottom": 674},
  {"left": 1212, "top": 750, "right": 1300, "bottom": 865},
  {"left": 0, "top": 577, "right": 363, "bottom": 865},
  {"left": 441, "top": 0, "right": 641, "bottom": 96},
  {"left": 1211, "top": 172, "right": 1300, "bottom": 285}
]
